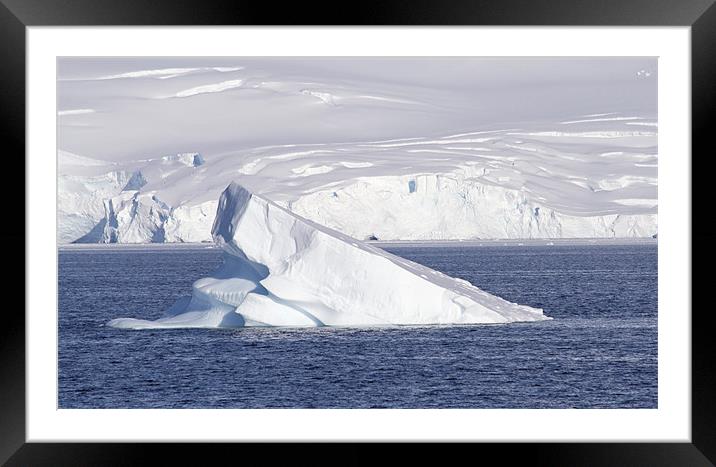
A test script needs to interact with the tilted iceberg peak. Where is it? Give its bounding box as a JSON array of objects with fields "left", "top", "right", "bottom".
[{"left": 108, "top": 182, "right": 549, "bottom": 329}]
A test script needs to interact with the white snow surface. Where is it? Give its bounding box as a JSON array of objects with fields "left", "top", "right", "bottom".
[
  {"left": 57, "top": 58, "right": 657, "bottom": 243},
  {"left": 58, "top": 108, "right": 95, "bottom": 116},
  {"left": 87, "top": 67, "right": 244, "bottom": 81},
  {"left": 108, "top": 183, "right": 549, "bottom": 329},
  {"left": 172, "top": 79, "right": 245, "bottom": 98},
  {"left": 58, "top": 120, "right": 658, "bottom": 243}
]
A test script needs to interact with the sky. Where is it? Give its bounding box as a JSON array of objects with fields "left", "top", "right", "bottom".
[{"left": 57, "top": 57, "right": 657, "bottom": 162}]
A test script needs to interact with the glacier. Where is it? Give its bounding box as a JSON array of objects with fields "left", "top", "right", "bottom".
[
  {"left": 58, "top": 123, "right": 658, "bottom": 243},
  {"left": 58, "top": 58, "right": 657, "bottom": 243},
  {"left": 108, "top": 183, "right": 549, "bottom": 329}
]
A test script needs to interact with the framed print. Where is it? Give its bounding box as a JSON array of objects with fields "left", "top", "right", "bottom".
[{"left": 3, "top": 0, "right": 714, "bottom": 464}]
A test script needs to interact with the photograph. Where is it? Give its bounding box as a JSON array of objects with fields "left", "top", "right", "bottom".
[
  {"left": 0, "top": 0, "right": 708, "bottom": 460},
  {"left": 56, "top": 56, "right": 659, "bottom": 410}
]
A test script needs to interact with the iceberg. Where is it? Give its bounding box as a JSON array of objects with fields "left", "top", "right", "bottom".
[{"left": 108, "top": 183, "right": 549, "bottom": 329}]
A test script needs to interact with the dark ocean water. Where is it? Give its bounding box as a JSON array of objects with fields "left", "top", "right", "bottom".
[{"left": 58, "top": 244, "right": 657, "bottom": 409}]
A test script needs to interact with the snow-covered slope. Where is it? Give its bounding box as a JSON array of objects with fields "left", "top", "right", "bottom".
[
  {"left": 58, "top": 58, "right": 657, "bottom": 243},
  {"left": 58, "top": 57, "right": 657, "bottom": 162},
  {"left": 108, "top": 183, "right": 549, "bottom": 329},
  {"left": 58, "top": 117, "right": 657, "bottom": 243}
]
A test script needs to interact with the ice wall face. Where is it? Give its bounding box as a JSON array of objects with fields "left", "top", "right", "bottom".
[
  {"left": 108, "top": 183, "right": 549, "bottom": 329},
  {"left": 58, "top": 151, "right": 132, "bottom": 243},
  {"left": 100, "top": 192, "right": 171, "bottom": 243},
  {"left": 290, "top": 173, "right": 658, "bottom": 241},
  {"left": 60, "top": 151, "right": 215, "bottom": 244}
]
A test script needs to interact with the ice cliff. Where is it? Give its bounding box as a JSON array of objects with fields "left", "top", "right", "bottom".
[
  {"left": 58, "top": 120, "right": 658, "bottom": 244},
  {"left": 107, "top": 183, "right": 549, "bottom": 329}
]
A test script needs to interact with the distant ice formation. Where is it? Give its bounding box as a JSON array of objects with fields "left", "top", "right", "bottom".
[
  {"left": 57, "top": 58, "right": 658, "bottom": 243},
  {"left": 108, "top": 183, "right": 549, "bottom": 329},
  {"left": 58, "top": 122, "right": 658, "bottom": 244}
]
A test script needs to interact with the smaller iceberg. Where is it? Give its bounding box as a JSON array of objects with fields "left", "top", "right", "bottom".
[{"left": 108, "top": 183, "right": 549, "bottom": 329}]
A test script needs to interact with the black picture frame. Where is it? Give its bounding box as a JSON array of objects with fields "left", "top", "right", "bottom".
[{"left": 2, "top": 0, "right": 713, "bottom": 465}]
